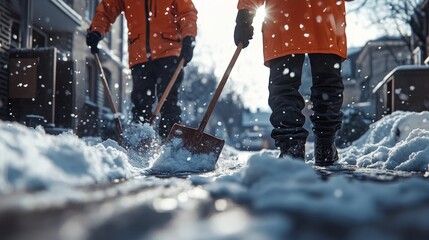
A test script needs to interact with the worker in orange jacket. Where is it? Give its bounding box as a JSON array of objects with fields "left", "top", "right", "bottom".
[
  {"left": 86, "top": 0, "right": 198, "bottom": 139},
  {"left": 234, "top": 0, "right": 352, "bottom": 166}
]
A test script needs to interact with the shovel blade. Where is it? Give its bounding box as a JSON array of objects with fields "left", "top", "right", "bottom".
[{"left": 167, "top": 123, "right": 225, "bottom": 162}]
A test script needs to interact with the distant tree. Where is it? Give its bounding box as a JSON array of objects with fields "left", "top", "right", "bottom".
[
  {"left": 179, "top": 64, "right": 245, "bottom": 142},
  {"left": 215, "top": 92, "right": 244, "bottom": 138},
  {"left": 179, "top": 64, "right": 217, "bottom": 127},
  {"left": 350, "top": 0, "right": 424, "bottom": 53}
]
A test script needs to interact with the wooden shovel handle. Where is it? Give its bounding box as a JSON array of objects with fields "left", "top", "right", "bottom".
[
  {"left": 94, "top": 53, "right": 123, "bottom": 145},
  {"left": 149, "top": 58, "right": 185, "bottom": 125},
  {"left": 197, "top": 43, "right": 243, "bottom": 132}
]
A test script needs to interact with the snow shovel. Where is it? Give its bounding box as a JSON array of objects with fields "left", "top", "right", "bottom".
[
  {"left": 167, "top": 43, "right": 243, "bottom": 161},
  {"left": 94, "top": 53, "right": 123, "bottom": 145}
]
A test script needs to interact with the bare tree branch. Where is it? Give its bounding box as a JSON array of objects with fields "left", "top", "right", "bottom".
[{"left": 348, "top": 0, "right": 424, "bottom": 53}]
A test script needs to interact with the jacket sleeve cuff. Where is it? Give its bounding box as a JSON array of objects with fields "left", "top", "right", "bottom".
[{"left": 87, "top": 26, "right": 106, "bottom": 38}]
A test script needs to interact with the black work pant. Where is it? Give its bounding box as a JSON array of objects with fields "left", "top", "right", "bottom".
[
  {"left": 131, "top": 56, "right": 183, "bottom": 138},
  {"left": 268, "top": 53, "right": 344, "bottom": 146}
]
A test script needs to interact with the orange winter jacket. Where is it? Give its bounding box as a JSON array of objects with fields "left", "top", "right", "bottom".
[
  {"left": 237, "top": 0, "right": 349, "bottom": 66},
  {"left": 89, "top": 0, "right": 197, "bottom": 68}
]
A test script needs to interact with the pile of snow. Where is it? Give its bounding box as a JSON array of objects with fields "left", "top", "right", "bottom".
[
  {"left": 0, "top": 121, "right": 139, "bottom": 194},
  {"left": 340, "top": 111, "right": 429, "bottom": 172},
  {"left": 0, "top": 121, "right": 220, "bottom": 194}
]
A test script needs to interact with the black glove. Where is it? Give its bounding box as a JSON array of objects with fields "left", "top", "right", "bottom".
[
  {"left": 86, "top": 31, "right": 102, "bottom": 54},
  {"left": 234, "top": 9, "right": 254, "bottom": 48},
  {"left": 180, "top": 36, "right": 195, "bottom": 66}
]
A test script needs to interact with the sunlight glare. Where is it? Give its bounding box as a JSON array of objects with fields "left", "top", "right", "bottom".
[{"left": 254, "top": 5, "right": 266, "bottom": 22}]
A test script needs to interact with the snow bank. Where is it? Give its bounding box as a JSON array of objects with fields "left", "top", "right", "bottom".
[
  {"left": 1, "top": 110, "right": 428, "bottom": 197},
  {"left": 340, "top": 111, "right": 429, "bottom": 172},
  {"left": 0, "top": 121, "right": 139, "bottom": 194}
]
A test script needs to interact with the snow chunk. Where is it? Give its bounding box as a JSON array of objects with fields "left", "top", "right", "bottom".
[
  {"left": 0, "top": 121, "right": 138, "bottom": 194},
  {"left": 340, "top": 111, "right": 429, "bottom": 172}
]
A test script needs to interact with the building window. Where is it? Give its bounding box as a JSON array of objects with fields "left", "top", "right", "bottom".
[
  {"left": 63, "top": 0, "right": 74, "bottom": 8},
  {"left": 84, "top": 0, "right": 112, "bottom": 50},
  {"left": 11, "top": 21, "right": 21, "bottom": 48},
  {"left": 32, "top": 28, "right": 47, "bottom": 48},
  {"left": 85, "top": 62, "right": 98, "bottom": 103},
  {"left": 85, "top": 0, "right": 99, "bottom": 21},
  {"left": 102, "top": 68, "right": 112, "bottom": 109}
]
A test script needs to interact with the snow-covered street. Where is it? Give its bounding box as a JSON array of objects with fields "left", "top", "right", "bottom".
[{"left": 1, "top": 111, "right": 429, "bottom": 240}]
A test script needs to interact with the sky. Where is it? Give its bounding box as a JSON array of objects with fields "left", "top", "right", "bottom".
[
  {"left": 1, "top": 110, "right": 429, "bottom": 238},
  {"left": 192, "top": 0, "right": 383, "bottom": 112}
]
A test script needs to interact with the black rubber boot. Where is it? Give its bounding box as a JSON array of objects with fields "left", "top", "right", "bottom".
[
  {"left": 279, "top": 141, "right": 306, "bottom": 160},
  {"left": 314, "top": 137, "right": 338, "bottom": 166}
]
